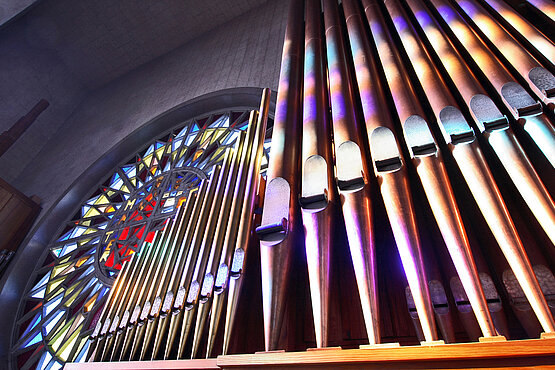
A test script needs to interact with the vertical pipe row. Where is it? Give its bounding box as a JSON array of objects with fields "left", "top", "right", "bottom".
[{"left": 256, "top": 0, "right": 304, "bottom": 352}]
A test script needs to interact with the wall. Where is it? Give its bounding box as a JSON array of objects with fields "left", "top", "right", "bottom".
[
  {"left": 0, "top": 17, "right": 87, "bottom": 183},
  {"left": 8, "top": 0, "right": 287, "bottom": 218}
]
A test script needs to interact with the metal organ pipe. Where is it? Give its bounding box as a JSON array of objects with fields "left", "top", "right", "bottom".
[
  {"left": 421, "top": 0, "right": 555, "bottom": 334},
  {"left": 379, "top": 0, "right": 499, "bottom": 339},
  {"left": 256, "top": 0, "right": 304, "bottom": 352},
  {"left": 322, "top": 0, "right": 381, "bottom": 346},
  {"left": 481, "top": 0, "right": 555, "bottom": 66},
  {"left": 349, "top": 0, "right": 439, "bottom": 343},
  {"left": 301, "top": 0, "right": 336, "bottom": 349}
]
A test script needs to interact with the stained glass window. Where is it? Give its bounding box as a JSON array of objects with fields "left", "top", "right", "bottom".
[{"left": 13, "top": 111, "right": 271, "bottom": 369}]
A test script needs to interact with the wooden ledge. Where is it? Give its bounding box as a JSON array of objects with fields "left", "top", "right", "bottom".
[
  {"left": 64, "top": 338, "right": 555, "bottom": 369},
  {"left": 64, "top": 358, "right": 219, "bottom": 369},
  {"left": 217, "top": 338, "right": 555, "bottom": 368}
]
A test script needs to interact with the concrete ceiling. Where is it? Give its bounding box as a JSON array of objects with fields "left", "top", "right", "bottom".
[{"left": 12, "top": 0, "right": 268, "bottom": 89}]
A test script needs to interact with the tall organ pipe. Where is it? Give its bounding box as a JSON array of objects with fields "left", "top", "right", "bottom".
[
  {"left": 380, "top": 0, "right": 498, "bottom": 339},
  {"left": 455, "top": 0, "right": 555, "bottom": 108},
  {"left": 222, "top": 92, "right": 270, "bottom": 356},
  {"left": 371, "top": 0, "right": 477, "bottom": 342},
  {"left": 134, "top": 180, "right": 209, "bottom": 360},
  {"left": 423, "top": 0, "right": 555, "bottom": 335},
  {"left": 256, "top": 0, "right": 304, "bottom": 351},
  {"left": 345, "top": 0, "right": 438, "bottom": 344},
  {"left": 481, "top": 0, "right": 555, "bottom": 67},
  {"left": 322, "top": 0, "right": 380, "bottom": 345},
  {"left": 407, "top": 0, "right": 551, "bottom": 336},
  {"left": 193, "top": 125, "right": 248, "bottom": 360},
  {"left": 300, "top": 0, "right": 337, "bottom": 349},
  {"left": 427, "top": 0, "right": 555, "bottom": 168},
  {"left": 525, "top": 0, "right": 555, "bottom": 22}
]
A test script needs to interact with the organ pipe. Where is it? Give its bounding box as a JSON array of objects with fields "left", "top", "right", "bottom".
[
  {"left": 300, "top": 0, "right": 336, "bottom": 349},
  {"left": 381, "top": 0, "right": 499, "bottom": 339},
  {"left": 323, "top": 0, "right": 380, "bottom": 345},
  {"left": 256, "top": 0, "right": 304, "bottom": 352}
]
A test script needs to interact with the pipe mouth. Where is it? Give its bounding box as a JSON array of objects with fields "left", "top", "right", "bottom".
[
  {"left": 454, "top": 300, "right": 473, "bottom": 313},
  {"left": 516, "top": 103, "right": 543, "bottom": 118},
  {"left": 412, "top": 143, "right": 437, "bottom": 156},
  {"left": 337, "top": 176, "right": 365, "bottom": 192},
  {"left": 230, "top": 248, "right": 245, "bottom": 277},
  {"left": 256, "top": 218, "right": 288, "bottom": 242},
  {"left": 451, "top": 131, "right": 475, "bottom": 144},
  {"left": 300, "top": 191, "right": 328, "bottom": 211},
  {"left": 483, "top": 117, "right": 509, "bottom": 132},
  {"left": 375, "top": 157, "right": 402, "bottom": 172}
]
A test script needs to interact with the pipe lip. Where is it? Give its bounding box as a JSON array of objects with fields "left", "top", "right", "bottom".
[
  {"left": 300, "top": 191, "right": 329, "bottom": 211},
  {"left": 255, "top": 218, "right": 288, "bottom": 242}
]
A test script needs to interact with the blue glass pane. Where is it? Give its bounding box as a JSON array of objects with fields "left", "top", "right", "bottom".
[
  {"left": 37, "top": 350, "right": 52, "bottom": 370},
  {"left": 21, "top": 331, "right": 42, "bottom": 349},
  {"left": 44, "top": 311, "right": 65, "bottom": 335},
  {"left": 21, "top": 313, "right": 41, "bottom": 338},
  {"left": 44, "top": 294, "right": 63, "bottom": 316}
]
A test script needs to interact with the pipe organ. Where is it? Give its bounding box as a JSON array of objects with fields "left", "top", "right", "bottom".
[{"left": 81, "top": 0, "right": 555, "bottom": 366}]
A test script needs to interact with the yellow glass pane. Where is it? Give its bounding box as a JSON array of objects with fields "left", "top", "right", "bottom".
[
  {"left": 84, "top": 207, "right": 100, "bottom": 218},
  {"left": 84, "top": 291, "right": 100, "bottom": 312},
  {"left": 143, "top": 154, "right": 153, "bottom": 167},
  {"left": 201, "top": 129, "right": 214, "bottom": 144},
  {"left": 49, "top": 316, "right": 75, "bottom": 352},
  {"left": 46, "top": 277, "right": 65, "bottom": 295},
  {"left": 63, "top": 287, "right": 82, "bottom": 307},
  {"left": 121, "top": 185, "right": 130, "bottom": 193},
  {"left": 83, "top": 228, "right": 97, "bottom": 235},
  {"left": 57, "top": 323, "right": 82, "bottom": 362},
  {"left": 51, "top": 261, "right": 72, "bottom": 277},
  {"left": 94, "top": 194, "right": 109, "bottom": 206},
  {"left": 155, "top": 146, "right": 165, "bottom": 160},
  {"left": 211, "top": 128, "right": 226, "bottom": 144}
]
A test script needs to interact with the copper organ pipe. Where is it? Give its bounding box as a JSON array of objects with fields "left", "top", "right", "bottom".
[
  {"left": 525, "top": 0, "right": 555, "bottom": 22},
  {"left": 427, "top": 0, "right": 555, "bottom": 168},
  {"left": 346, "top": 0, "right": 439, "bottom": 343},
  {"left": 256, "top": 0, "right": 304, "bottom": 352},
  {"left": 454, "top": 0, "right": 555, "bottom": 108},
  {"left": 364, "top": 0, "right": 484, "bottom": 342},
  {"left": 323, "top": 0, "right": 381, "bottom": 345},
  {"left": 299, "top": 0, "right": 337, "bottom": 349},
  {"left": 378, "top": 0, "right": 499, "bottom": 340},
  {"left": 481, "top": 0, "right": 555, "bottom": 67},
  {"left": 422, "top": 0, "right": 555, "bottom": 335}
]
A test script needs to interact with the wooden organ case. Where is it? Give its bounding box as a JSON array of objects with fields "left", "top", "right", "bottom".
[{"left": 70, "top": 0, "right": 555, "bottom": 368}]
